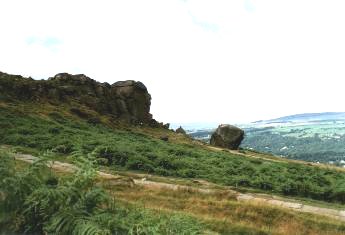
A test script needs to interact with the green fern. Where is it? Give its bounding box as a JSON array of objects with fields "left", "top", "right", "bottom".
[
  {"left": 0, "top": 150, "right": 204, "bottom": 234},
  {"left": 44, "top": 208, "right": 111, "bottom": 235}
]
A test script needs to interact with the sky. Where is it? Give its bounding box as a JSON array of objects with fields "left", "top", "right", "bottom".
[{"left": 1, "top": 0, "right": 345, "bottom": 124}]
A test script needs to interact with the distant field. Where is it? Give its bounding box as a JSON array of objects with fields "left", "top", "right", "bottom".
[
  {"left": 188, "top": 117, "right": 345, "bottom": 167},
  {"left": 267, "top": 121, "right": 345, "bottom": 138}
]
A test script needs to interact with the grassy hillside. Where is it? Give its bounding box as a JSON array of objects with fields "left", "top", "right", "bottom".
[
  {"left": 1, "top": 102, "right": 345, "bottom": 205},
  {"left": 1, "top": 73, "right": 345, "bottom": 234},
  {"left": 2, "top": 151, "right": 345, "bottom": 235},
  {"left": 0, "top": 151, "right": 206, "bottom": 234}
]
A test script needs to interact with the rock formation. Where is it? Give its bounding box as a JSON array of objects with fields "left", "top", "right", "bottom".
[
  {"left": 176, "top": 126, "right": 186, "bottom": 135},
  {"left": 0, "top": 72, "right": 152, "bottom": 123},
  {"left": 210, "top": 124, "right": 244, "bottom": 150}
]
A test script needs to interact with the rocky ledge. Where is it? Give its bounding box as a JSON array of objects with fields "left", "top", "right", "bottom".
[{"left": 0, "top": 72, "right": 154, "bottom": 124}]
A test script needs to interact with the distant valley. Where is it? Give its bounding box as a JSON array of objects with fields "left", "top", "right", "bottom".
[{"left": 183, "top": 112, "right": 345, "bottom": 167}]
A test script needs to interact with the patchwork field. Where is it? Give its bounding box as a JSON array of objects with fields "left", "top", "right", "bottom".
[{"left": 188, "top": 113, "right": 345, "bottom": 167}]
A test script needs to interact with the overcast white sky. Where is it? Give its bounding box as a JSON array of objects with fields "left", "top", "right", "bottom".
[{"left": 1, "top": 0, "right": 345, "bottom": 124}]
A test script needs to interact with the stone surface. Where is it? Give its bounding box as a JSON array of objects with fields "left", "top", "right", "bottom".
[
  {"left": 268, "top": 199, "right": 302, "bottom": 209},
  {"left": 160, "top": 136, "right": 169, "bottom": 141},
  {"left": 210, "top": 124, "right": 244, "bottom": 150},
  {"left": 0, "top": 72, "right": 153, "bottom": 123},
  {"left": 176, "top": 126, "right": 187, "bottom": 135},
  {"left": 163, "top": 123, "right": 170, "bottom": 129},
  {"left": 237, "top": 194, "right": 254, "bottom": 201},
  {"left": 339, "top": 210, "right": 345, "bottom": 217}
]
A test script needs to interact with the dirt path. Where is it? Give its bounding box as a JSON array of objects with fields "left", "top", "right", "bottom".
[
  {"left": 12, "top": 152, "right": 345, "bottom": 222},
  {"left": 206, "top": 145, "right": 286, "bottom": 163}
]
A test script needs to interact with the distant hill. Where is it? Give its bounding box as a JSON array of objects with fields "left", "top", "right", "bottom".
[
  {"left": 170, "top": 122, "right": 218, "bottom": 132},
  {"left": 255, "top": 112, "right": 345, "bottom": 124}
]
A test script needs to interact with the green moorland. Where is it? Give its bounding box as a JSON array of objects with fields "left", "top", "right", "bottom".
[
  {"left": 1, "top": 103, "right": 345, "bottom": 205},
  {"left": 2, "top": 151, "right": 345, "bottom": 235},
  {"left": 0, "top": 150, "right": 206, "bottom": 234},
  {"left": 1, "top": 73, "right": 345, "bottom": 234}
]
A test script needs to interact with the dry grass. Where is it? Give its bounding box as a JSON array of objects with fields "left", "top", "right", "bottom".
[
  {"left": 8, "top": 152, "right": 345, "bottom": 234},
  {"left": 0, "top": 101, "right": 7, "bottom": 108},
  {"left": 111, "top": 185, "right": 345, "bottom": 235}
]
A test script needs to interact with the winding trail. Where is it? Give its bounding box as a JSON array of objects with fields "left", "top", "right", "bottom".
[{"left": 11, "top": 152, "right": 345, "bottom": 222}]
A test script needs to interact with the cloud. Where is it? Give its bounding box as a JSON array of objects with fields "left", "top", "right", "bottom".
[
  {"left": 1, "top": 0, "right": 345, "bottom": 124},
  {"left": 188, "top": 12, "right": 219, "bottom": 32},
  {"left": 26, "top": 36, "right": 62, "bottom": 51},
  {"left": 244, "top": 0, "right": 256, "bottom": 12}
]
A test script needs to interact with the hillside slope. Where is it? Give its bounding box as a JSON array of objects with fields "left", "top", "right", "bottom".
[{"left": 1, "top": 71, "right": 345, "bottom": 234}]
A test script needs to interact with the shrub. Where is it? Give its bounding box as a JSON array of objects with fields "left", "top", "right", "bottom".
[
  {"left": 255, "top": 180, "right": 273, "bottom": 190},
  {"left": 0, "top": 151, "right": 205, "bottom": 234},
  {"left": 282, "top": 181, "right": 298, "bottom": 195},
  {"left": 93, "top": 146, "right": 130, "bottom": 166},
  {"left": 126, "top": 156, "right": 155, "bottom": 172},
  {"left": 87, "top": 117, "right": 101, "bottom": 125},
  {"left": 48, "top": 112, "right": 66, "bottom": 123},
  {"left": 48, "top": 127, "right": 61, "bottom": 134},
  {"left": 177, "top": 169, "right": 196, "bottom": 178},
  {"left": 154, "top": 167, "right": 171, "bottom": 176},
  {"left": 53, "top": 144, "right": 74, "bottom": 154}
]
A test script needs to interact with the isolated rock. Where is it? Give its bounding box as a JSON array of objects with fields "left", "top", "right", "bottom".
[
  {"left": 0, "top": 72, "right": 153, "bottom": 124},
  {"left": 176, "top": 126, "right": 186, "bottom": 135},
  {"left": 210, "top": 124, "right": 244, "bottom": 150},
  {"left": 160, "top": 136, "right": 169, "bottom": 141}
]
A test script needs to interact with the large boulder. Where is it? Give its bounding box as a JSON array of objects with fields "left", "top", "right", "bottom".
[{"left": 210, "top": 124, "right": 244, "bottom": 150}]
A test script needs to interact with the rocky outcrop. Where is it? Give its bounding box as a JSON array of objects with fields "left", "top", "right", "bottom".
[
  {"left": 176, "top": 126, "right": 186, "bottom": 135},
  {"left": 0, "top": 72, "right": 152, "bottom": 123},
  {"left": 210, "top": 124, "right": 244, "bottom": 150}
]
